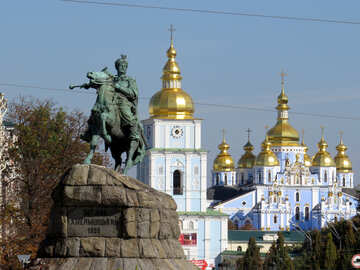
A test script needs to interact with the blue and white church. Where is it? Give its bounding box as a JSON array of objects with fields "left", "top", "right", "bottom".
[
  {"left": 210, "top": 75, "right": 358, "bottom": 231},
  {"left": 137, "top": 37, "right": 228, "bottom": 268}
]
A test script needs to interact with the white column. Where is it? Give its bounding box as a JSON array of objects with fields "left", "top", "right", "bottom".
[
  {"left": 261, "top": 212, "right": 265, "bottom": 229},
  {"left": 165, "top": 155, "right": 171, "bottom": 195},
  {"left": 185, "top": 153, "right": 191, "bottom": 211},
  {"left": 185, "top": 126, "right": 191, "bottom": 148},
  {"left": 195, "top": 120, "right": 201, "bottom": 149},
  {"left": 266, "top": 211, "right": 270, "bottom": 229},
  {"left": 200, "top": 153, "right": 207, "bottom": 212},
  {"left": 204, "top": 218, "right": 210, "bottom": 260},
  {"left": 220, "top": 218, "right": 228, "bottom": 252},
  {"left": 165, "top": 125, "right": 170, "bottom": 148},
  {"left": 280, "top": 212, "right": 284, "bottom": 229},
  {"left": 154, "top": 121, "right": 160, "bottom": 148}
]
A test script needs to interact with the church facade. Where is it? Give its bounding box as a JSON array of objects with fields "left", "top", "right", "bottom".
[
  {"left": 137, "top": 37, "right": 227, "bottom": 268},
  {"left": 209, "top": 75, "right": 358, "bottom": 231}
]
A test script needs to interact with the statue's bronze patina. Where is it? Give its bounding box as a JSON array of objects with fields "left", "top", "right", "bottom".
[{"left": 70, "top": 55, "right": 146, "bottom": 174}]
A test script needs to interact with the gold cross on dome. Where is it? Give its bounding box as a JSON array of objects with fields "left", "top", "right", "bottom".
[
  {"left": 246, "top": 128, "right": 252, "bottom": 141},
  {"left": 222, "top": 129, "right": 226, "bottom": 142},
  {"left": 320, "top": 126, "right": 325, "bottom": 139},
  {"left": 168, "top": 24, "right": 176, "bottom": 42},
  {"left": 339, "top": 130, "right": 344, "bottom": 143},
  {"left": 280, "top": 70, "right": 287, "bottom": 87}
]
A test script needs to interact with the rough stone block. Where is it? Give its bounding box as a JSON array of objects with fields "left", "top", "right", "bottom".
[
  {"left": 66, "top": 238, "right": 80, "bottom": 257},
  {"left": 64, "top": 164, "right": 89, "bottom": 185},
  {"left": 150, "top": 209, "right": 160, "bottom": 222},
  {"left": 159, "top": 222, "right": 172, "bottom": 239},
  {"left": 150, "top": 221, "right": 160, "bottom": 238},
  {"left": 121, "top": 239, "right": 139, "bottom": 258},
  {"left": 123, "top": 258, "right": 142, "bottom": 270},
  {"left": 126, "top": 190, "right": 139, "bottom": 207},
  {"left": 138, "top": 239, "right": 157, "bottom": 258},
  {"left": 89, "top": 258, "right": 107, "bottom": 270},
  {"left": 137, "top": 191, "right": 157, "bottom": 208},
  {"left": 55, "top": 239, "right": 67, "bottom": 257},
  {"left": 88, "top": 165, "right": 107, "bottom": 185},
  {"left": 124, "top": 207, "right": 136, "bottom": 222},
  {"left": 136, "top": 208, "right": 150, "bottom": 221},
  {"left": 48, "top": 207, "right": 67, "bottom": 238},
  {"left": 151, "top": 239, "right": 166, "bottom": 259},
  {"left": 63, "top": 186, "right": 102, "bottom": 206},
  {"left": 102, "top": 186, "right": 127, "bottom": 206},
  {"left": 80, "top": 238, "right": 105, "bottom": 257},
  {"left": 106, "top": 258, "right": 123, "bottom": 270},
  {"left": 105, "top": 238, "right": 121, "bottom": 257},
  {"left": 73, "top": 258, "right": 93, "bottom": 270},
  {"left": 124, "top": 221, "right": 137, "bottom": 238},
  {"left": 137, "top": 221, "right": 150, "bottom": 238},
  {"left": 167, "top": 239, "right": 185, "bottom": 259}
]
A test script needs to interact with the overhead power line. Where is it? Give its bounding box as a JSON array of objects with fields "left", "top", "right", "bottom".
[
  {"left": 60, "top": 0, "right": 360, "bottom": 25},
  {"left": 1, "top": 82, "right": 360, "bottom": 121}
]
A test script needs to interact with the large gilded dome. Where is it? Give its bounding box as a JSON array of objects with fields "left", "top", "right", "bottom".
[
  {"left": 312, "top": 132, "right": 335, "bottom": 167},
  {"left": 255, "top": 136, "right": 280, "bottom": 167},
  {"left": 149, "top": 40, "right": 194, "bottom": 120},
  {"left": 334, "top": 135, "right": 352, "bottom": 172},
  {"left": 238, "top": 141, "right": 256, "bottom": 169},
  {"left": 213, "top": 133, "right": 235, "bottom": 172},
  {"left": 267, "top": 80, "right": 299, "bottom": 146}
]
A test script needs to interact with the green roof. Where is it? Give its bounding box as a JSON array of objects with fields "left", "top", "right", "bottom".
[
  {"left": 148, "top": 148, "right": 208, "bottom": 153},
  {"left": 178, "top": 209, "right": 228, "bottom": 217},
  {"left": 228, "top": 230, "right": 305, "bottom": 243}
]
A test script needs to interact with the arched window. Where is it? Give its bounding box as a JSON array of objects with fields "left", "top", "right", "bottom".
[
  {"left": 296, "top": 192, "right": 300, "bottom": 202},
  {"left": 216, "top": 174, "right": 220, "bottom": 185},
  {"left": 305, "top": 207, "right": 309, "bottom": 221},
  {"left": 295, "top": 207, "right": 300, "bottom": 221},
  {"left": 332, "top": 171, "right": 335, "bottom": 182},
  {"left": 268, "top": 171, "right": 271, "bottom": 183},
  {"left": 258, "top": 171, "right": 262, "bottom": 183},
  {"left": 234, "top": 219, "right": 239, "bottom": 229},
  {"left": 324, "top": 171, "right": 328, "bottom": 183},
  {"left": 343, "top": 176, "right": 346, "bottom": 187},
  {"left": 173, "top": 170, "right": 182, "bottom": 195},
  {"left": 274, "top": 215, "right": 277, "bottom": 224},
  {"left": 334, "top": 216, "right": 338, "bottom": 223},
  {"left": 241, "top": 173, "right": 244, "bottom": 185},
  {"left": 224, "top": 174, "right": 228, "bottom": 185},
  {"left": 189, "top": 221, "right": 194, "bottom": 230}
]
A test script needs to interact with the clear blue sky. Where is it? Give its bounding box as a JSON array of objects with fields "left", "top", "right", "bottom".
[{"left": 1, "top": 0, "right": 360, "bottom": 183}]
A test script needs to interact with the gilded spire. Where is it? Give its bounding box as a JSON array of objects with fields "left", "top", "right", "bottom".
[
  {"left": 267, "top": 71, "right": 299, "bottom": 146},
  {"left": 312, "top": 127, "right": 335, "bottom": 167},
  {"left": 149, "top": 25, "right": 194, "bottom": 120},
  {"left": 335, "top": 131, "right": 352, "bottom": 172},
  {"left": 213, "top": 129, "right": 235, "bottom": 172}
]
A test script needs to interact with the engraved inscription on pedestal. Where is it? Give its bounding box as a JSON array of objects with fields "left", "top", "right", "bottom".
[{"left": 67, "top": 207, "right": 122, "bottom": 237}]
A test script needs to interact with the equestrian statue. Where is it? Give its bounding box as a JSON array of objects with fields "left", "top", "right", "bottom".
[{"left": 70, "top": 55, "right": 146, "bottom": 174}]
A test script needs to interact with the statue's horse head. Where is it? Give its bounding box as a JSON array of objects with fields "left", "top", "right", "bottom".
[{"left": 86, "top": 68, "right": 113, "bottom": 86}]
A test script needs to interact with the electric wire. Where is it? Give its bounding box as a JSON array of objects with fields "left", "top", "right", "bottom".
[
  {"left": 60, "top": 0, "right": 360, "bottom": 25},
  {"left": 1, "top": 82, "right": 360, "bottom": 121}
]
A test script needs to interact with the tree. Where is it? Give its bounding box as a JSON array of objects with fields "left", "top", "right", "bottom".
[
  {"left": 323, "top": 232, "right": 337, "bottom": 270},
  {"left": 0, "top": 97, "right": 109, "bottom": 267},
  {"left": 263, "top": 233, "right": 294, "bottom": 270},
  {"left": 237, "top": 237, "right": 262, "bottom": 270}
]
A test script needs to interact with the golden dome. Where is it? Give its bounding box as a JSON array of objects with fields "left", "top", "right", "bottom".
[
  {"left": 267, "top": 75, "right": 299, "bottom": 146},
  {"left": 255, "top": 136, "right": 280, "bottom": 166},
  {"left": 301, "top": 134, "right": 312, "bottom": 167},
  {"left": 238, "top": 141, "right": 256, "bottom": 169},
  {"left": 312, "top": 130, "right": 335, "bottom": 167},
  {"left": 213, "top": 132, "right": 235, "bottom": 172},
  {"left": 334, "top": 133, "right": 352, "bottom": 172},
  {"left": 149, "top": 40, "right": 194, "bottom": 120}
]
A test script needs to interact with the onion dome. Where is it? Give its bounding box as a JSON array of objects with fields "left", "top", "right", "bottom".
[
  {"left": 334, "top": 133, "right": 352, "bottom": 172},
  {"left": 149, "top": 37, "right": 194, "bottom": 120},
  {"left": 301, "top": 132, "right": 312, "bottom": 167},
  {"left": 267, "top": 73, "right": 299, "bottom": 146},
  {"left": 213, "top": 131, "right": 235, "bottom": 172},
  {"left": 238, "top": 141, "right": 256, "bottom": 169},
  {"left": 312, "top": 129, "right": 335, "bottom": 167},
  {"left": 255, "top": 136, "right": 280, "bottom": 166}
]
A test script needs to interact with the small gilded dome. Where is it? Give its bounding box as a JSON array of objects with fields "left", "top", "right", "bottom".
[
  {"left": 334, "top": 134, "right": 352, "bottom": 172},
  {"left": 238, "top": 141, "right": 256, "bottom": 169},
  {"left": 312, "top": 132, "right": 335, "bottom": 167},
  {"left": 213, "top": 133, "right": 235, "bottom": 172},
  {"left": 255, "top": 136, "right": 279, "bottom": 166},
  {"left": 149, "top": 41, "right": 194, "bottom": 120}
]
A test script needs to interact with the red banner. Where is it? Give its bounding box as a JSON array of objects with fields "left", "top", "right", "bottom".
[{"left": 191, "top": 260, "right": 208, "bottom": 270}]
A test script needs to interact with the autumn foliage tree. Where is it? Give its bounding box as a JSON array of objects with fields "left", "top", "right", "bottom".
[{"left": 0, "top": 97, "right": 109, "bottom": 267}]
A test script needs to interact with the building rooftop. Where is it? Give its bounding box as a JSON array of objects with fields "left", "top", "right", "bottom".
[
  {"left": 178, "top": 209, "right": 228, "bottom": 217},
  {"left": 228, "top": 230, "right": 305, "bottom": 243}
]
